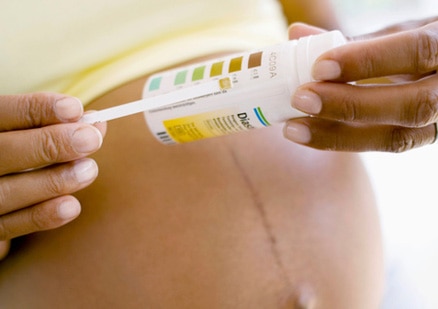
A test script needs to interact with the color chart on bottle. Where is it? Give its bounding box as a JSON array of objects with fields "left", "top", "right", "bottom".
[{"left": 145, "top": 51, "right": 264, "bottom": 94}]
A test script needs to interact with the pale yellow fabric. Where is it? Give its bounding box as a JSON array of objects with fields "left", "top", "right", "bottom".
[{"left": 1, "top": 0, "right": 287, "bottom": 105}]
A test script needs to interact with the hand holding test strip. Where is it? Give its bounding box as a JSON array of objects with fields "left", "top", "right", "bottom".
[{"left": 80, "top": 78, "right": 233, "bottom": 124}]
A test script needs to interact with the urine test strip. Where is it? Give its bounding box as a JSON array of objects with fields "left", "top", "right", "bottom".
[{"left": 80, "top": 77, "right": 233, "bottom": 124}]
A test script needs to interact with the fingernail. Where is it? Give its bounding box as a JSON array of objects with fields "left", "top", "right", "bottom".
[
  {"left": 312, "top": 60, "right": 341, "bottom": 80},
  {"left": 72, "top": 126, "right": 103, "bottom": 153},
  {"left": 55, "top": 97, "right": 83, "bottom": 121},
  {"left": 73, "top": 158, "right": 98, "bottom": 183},
  {"left": 57, "top": 200, "right": 81, "bottom": 220},
  {"left": 284, "top": 122, "right": 312, "bottom": 144},
  {"left": 292, "top": 89, "right": 322, "bottom": 114}
]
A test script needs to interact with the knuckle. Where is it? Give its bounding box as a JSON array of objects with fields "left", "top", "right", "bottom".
[
  {"left": 316, "top": 121, "right": 344, "bottom": 151},
  {"left": 339, "top": 95, "right": 360, "bottom": 122},
  {"left": 43, "top": 169, "right": 68, "bottom": 196},
  {"left": 30, "top": 206, "right": 49, "bottom": 232},
  {"left": 363, "top": 55, "right": 378, "bottom": 78},
  {"left": 414, "top": 29, "right": 438, "bottom": 73},
  {"left": 387, "top": 127, "right": 418, "bottom": 153},
  {"left": 19, "top": 93, "right": 52, "bottom": 128},
  {"left": 410, "top": 88, "right": 438, "bottom": 126},
  {"left": 37, "top": 129, "right": 64, "bottom": 163},
  {"left": 356, "top": 47, "right": 379, "bottom": 79}
]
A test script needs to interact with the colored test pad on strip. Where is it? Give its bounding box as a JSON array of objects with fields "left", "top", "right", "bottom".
[{"left": 80, "top": 77, "right": 233, "bottom": 124}]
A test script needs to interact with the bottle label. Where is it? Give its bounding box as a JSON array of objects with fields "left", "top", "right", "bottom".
[{"left": 143, "top": 43, "right": 297, "bottom": 144}]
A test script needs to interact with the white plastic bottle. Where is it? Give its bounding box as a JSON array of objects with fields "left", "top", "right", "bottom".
[{"left": 142, "top": 31, "right": 346, "bottom": 145}]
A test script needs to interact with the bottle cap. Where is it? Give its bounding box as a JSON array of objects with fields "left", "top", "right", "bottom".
[{"left": 296, "top": 31, "right": 346, "bottom": 84}]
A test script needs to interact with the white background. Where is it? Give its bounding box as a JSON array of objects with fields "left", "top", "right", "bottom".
[{"left": 332, "top": 0, "right": 438, "bottom": 307}]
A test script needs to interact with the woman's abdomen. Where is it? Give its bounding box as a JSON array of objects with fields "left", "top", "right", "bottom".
[{"left": 0, "top": 65, "right": 384, "bottom": 309}]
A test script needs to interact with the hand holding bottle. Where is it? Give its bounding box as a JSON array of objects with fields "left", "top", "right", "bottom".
[{"left": 284, "top": 18, "right": 438, "bottom": 152}]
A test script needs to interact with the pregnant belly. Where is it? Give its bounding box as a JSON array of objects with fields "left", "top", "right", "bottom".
[{"left": 0, "top": 58, "right": 384, "bottom": 309}]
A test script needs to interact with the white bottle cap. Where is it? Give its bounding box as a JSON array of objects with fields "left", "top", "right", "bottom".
[{"left": 296, "top": 30, "right": 346, "bottom": 84}]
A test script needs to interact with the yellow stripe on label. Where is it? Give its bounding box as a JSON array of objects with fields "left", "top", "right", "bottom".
[{"left": 163, "top": 110, "right": 250, "bottom": 143}]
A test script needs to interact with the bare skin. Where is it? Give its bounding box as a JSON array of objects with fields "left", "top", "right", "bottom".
[{"left": 0, "top": 55, "right": 384, "bottom": 308}]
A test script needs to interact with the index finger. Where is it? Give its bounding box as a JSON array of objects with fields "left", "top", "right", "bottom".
[
  {"left": 312, "top": 21, "right": 438, "bottom": 82},
  {"left": 0, "top": 93, "right": 83, "bottom": 131}
]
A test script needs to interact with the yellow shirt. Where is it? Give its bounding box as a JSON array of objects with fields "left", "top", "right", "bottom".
[{"left": 1, "top": 0, "right": 287, "bottom": 105}]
